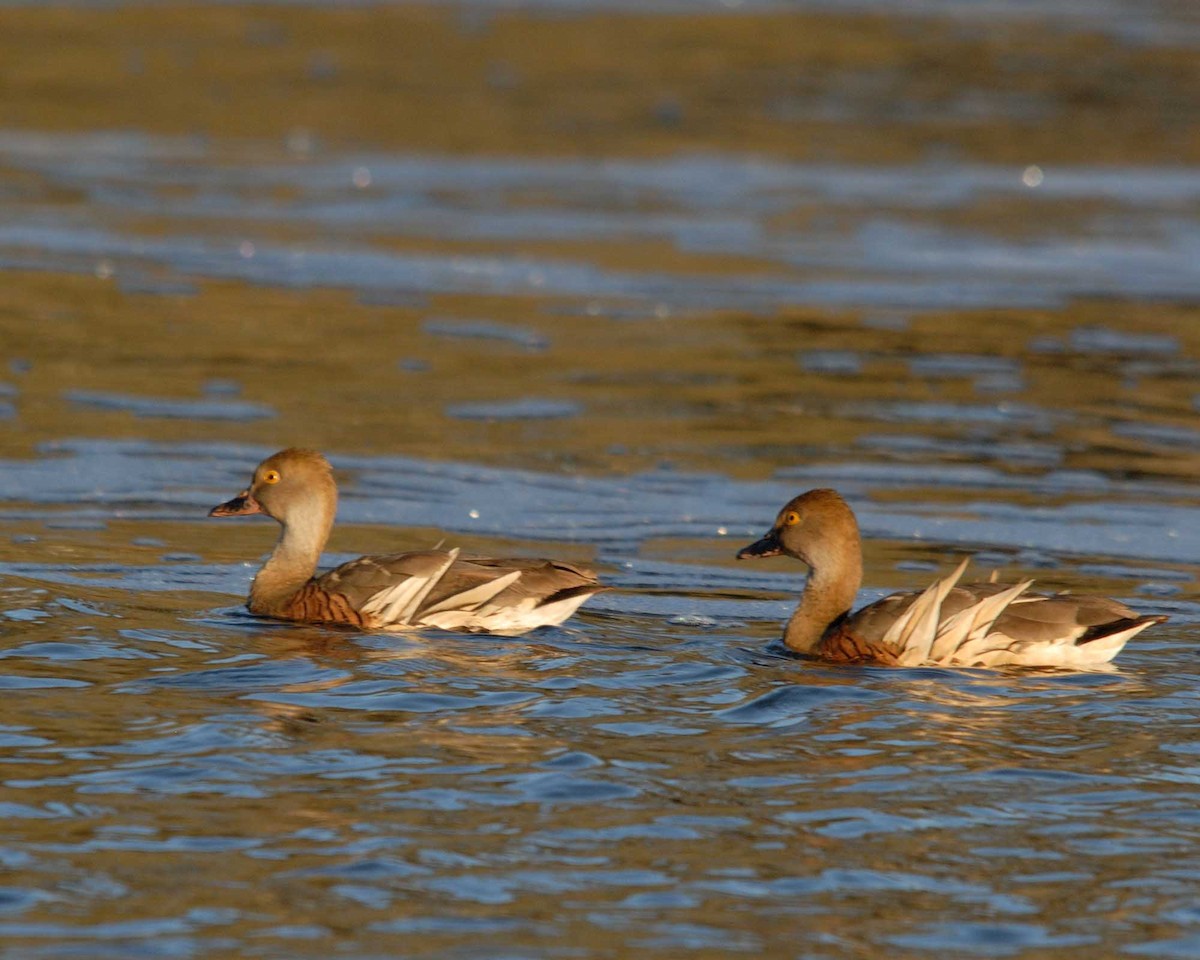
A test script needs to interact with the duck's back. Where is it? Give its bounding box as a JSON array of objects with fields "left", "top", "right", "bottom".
[
  {"left": 831, "top": 577, "right": 1162, "bottom": 668},
  {"left": 316, "top": 549, "right": 603, "bottom": 633}
]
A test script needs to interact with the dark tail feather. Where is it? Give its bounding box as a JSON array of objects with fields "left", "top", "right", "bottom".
[
  {"left": 1079, "top": 614, "right": 1167, "bottom": 645},
  {"left": 539, "top": 584, "right": 609, "bottom": 608}
]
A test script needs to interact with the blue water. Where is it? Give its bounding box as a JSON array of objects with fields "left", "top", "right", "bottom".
[{"left": 3, "top": 132, "right": 1200, "bottom": 309}]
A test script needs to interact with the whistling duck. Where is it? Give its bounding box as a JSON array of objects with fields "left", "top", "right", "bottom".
[
  {"left": 210, "top": 448, "right": 604, "bottom": 634},
  {"left": 737, "top": 489, "right": 1165, "bottom": 667}
]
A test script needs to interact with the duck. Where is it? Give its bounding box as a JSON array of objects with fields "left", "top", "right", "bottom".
[
  {"left": 209, "top": 448, "right": 605, "bottom": 634},
  {"left": 736, "top": 489, "right": 1165, "bottom": 668}
]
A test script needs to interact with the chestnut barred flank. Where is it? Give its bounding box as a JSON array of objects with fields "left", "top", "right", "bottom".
[{"left": 284, "top": 581, "right": 370, "bottom": 628}]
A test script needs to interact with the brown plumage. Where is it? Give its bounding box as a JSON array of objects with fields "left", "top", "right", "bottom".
[
  {"left": 737, "top": 489, "right": 1165, "bottom": 668},
  {"left": 209, "top": 448, "right": 605, "bottom": 634}
]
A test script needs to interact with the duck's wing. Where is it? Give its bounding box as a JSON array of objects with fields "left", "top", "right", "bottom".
[
  {"left": 417, "top": 555, "right": 605, "bottom": 634},
  {"left": 825, "top": 559, "right": 972, "bottom": 664},
  {"left": 838, "top": 566, "right": 1163, "bottom": 668},
  {"left": 317, "top": 550, "right": 604, "bottom": 634},
  {"left": 318, "top": 549, "right": 466, "bottom": 625},
  {"left": 951, "top": 593, "right": 1165, "bottom": 667}
]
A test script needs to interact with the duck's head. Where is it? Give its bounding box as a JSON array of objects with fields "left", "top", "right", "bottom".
[
  {"left": 736, "top": 488, "right": 859, "bottom": 569},
  {"left": 209, "top": 448, "right": 336, "bottom": 525}
]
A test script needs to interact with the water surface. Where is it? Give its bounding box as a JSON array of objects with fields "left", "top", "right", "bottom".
[{"left": 1, "top": 1, "right": 1200, "bottom": 957}]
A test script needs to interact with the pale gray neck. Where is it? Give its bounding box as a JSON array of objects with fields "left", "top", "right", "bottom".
[
  {"left": 782, "top": 542, "right": 862, "bottom": 655},
  {"left": 248, "top": 497, "right": 334, "bottom": 615}
]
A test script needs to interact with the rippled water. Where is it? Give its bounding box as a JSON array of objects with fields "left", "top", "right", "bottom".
[{"left": 2, "top": 1, "right": 1200, "bottom": 957}]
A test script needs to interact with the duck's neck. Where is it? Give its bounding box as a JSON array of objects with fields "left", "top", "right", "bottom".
[
  {"left": 783, "top": 542, "right": 862, "bottom": 655},
  {"left": 249, "top": 500, "right": 334, "bottom": 616}
]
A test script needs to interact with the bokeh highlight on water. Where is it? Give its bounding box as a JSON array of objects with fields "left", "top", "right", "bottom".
[{"left": 2, "top": 1, "right": 1200, "bottom": 957}]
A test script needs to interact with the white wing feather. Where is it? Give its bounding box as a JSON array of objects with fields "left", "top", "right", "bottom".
[
  {"left": 890, "top": 558, "right": 969, "bottom": 666},
  {"left": 359, "top": 549, "right": 461, "bottom": 624}
]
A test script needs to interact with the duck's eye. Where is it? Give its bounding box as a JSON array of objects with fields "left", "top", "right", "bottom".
[
  {"left": 783, "top": 511, "right": 800, "bottom": 526},
  {"left": 262, "top": 469, "right": 281, "bottom": 484}
]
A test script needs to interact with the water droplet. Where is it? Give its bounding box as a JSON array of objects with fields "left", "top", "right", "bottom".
[{"left": 286, "top": 128, "right": 315, "bottom": 156}]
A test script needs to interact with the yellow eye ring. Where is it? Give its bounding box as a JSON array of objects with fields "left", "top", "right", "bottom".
[
  {"left": 262, "top": 469, "right": 281, "bottom": 484},
  {"left": 783, "top": 511, "right": 800, "bottom": 526}
]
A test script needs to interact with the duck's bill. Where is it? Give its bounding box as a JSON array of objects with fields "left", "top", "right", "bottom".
[
  {"left": 736, "top": 532, "right": 782, "bottom": 560},
  {"left": 209, "top": 492, "right": 262, "bottom": 517}
]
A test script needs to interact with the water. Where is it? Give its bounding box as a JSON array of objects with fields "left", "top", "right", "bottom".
[{"left": 2, "top": 1, "right": 1200, "bottom": 957}]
